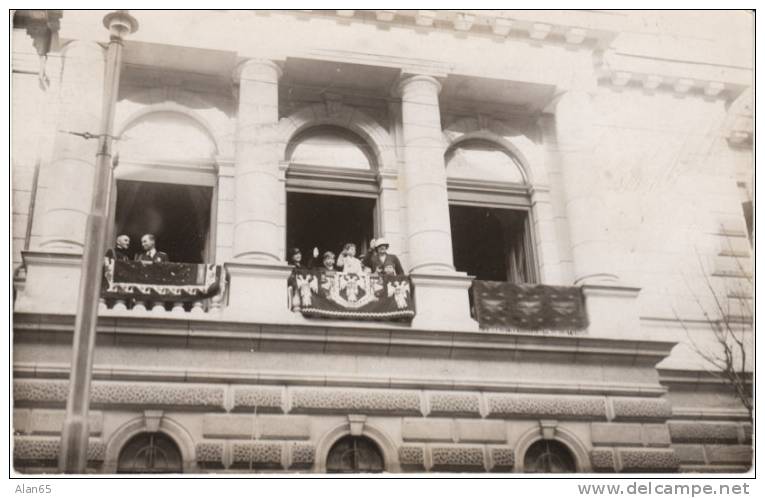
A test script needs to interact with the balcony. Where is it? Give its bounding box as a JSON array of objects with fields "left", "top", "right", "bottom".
[
  {"left": 17, "top": 251, "right": 645, "bottom": 342},
  {"left": 99, "top": 260, "right": 226, "bottom": 315}
]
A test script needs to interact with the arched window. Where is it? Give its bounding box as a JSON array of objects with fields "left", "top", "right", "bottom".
[
  {"left": 117, "top": 432, "right": 183, "bottom": 474},
  {"left": 111, "top": 111, "right": 218, "bottom": 264},
  {"left": 326, "top": 435, "right": 384, "bottom": 473},
  {"left": 523, "top": 439, "right": 577, "bottom": 473},
  {"left": 446, "top": 139, "right": 538, "bottom": 284},
  {"left": 286, "top": 125, "right": 379, "bottom": 263}
]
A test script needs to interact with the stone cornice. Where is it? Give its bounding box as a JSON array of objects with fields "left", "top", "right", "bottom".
[
  {"left": 14, "top": 362, "right": 666, "bottom": 397},
  {"left": 296, "top": 10, "right": 620, "bottom": 48},
  {"left": 14, "top": 312, "right": 676, "bottom": 365},
  {"left": 596, "top": 50, "right": 751, "bottom": 99}
]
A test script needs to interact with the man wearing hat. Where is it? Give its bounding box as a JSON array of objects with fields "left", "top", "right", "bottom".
[{"left": 367, "top": 237, "right": 404, "bottom": 276}]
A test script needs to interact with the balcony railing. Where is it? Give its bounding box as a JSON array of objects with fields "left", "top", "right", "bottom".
[
  {"left": 470, "top": 280, "right": 588, "bottom": 333},
  {"left": 99, "top": 260, "right": 226, "bottom": 314},
  {"left": 288, "top": 269, "right": 415, "bottom": 322}
]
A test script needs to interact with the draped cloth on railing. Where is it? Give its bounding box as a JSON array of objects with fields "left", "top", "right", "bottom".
[
  {"left": 472, "top": 281, "right": 588, "bottom": 333},
  {"left": 291, "top": 269, "right": 415, "bottom": 321},
  {"left": 102, "top": 260, "right": 221, "bottom": 301}
]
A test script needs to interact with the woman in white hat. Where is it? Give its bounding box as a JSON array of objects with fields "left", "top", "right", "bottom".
[{"left": 368, "top": 237, "right": 404, "bottom": 276}]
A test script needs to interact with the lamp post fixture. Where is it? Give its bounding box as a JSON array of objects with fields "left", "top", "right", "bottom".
[{"left": 59, "top": 10, "right": 137, "bottom": 474}]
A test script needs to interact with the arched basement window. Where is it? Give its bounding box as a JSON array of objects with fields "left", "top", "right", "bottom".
[
  {"left": 523, "top": 439, "right": 577, "bottom": 473},
  {"left": 446, "top": 139, "right": 538, "bottom": 284},
  {"left": 326, "top": 435, "right": 384, "bottom": 473},
  {"left": 286, "top": 125, "right": 379, "bottom": 263},
  {"left": 118, "top": 432, "right": 183, "bottom": 474}
]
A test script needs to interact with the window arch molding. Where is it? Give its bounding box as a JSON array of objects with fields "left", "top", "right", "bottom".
[
  {"left": 279, "top": 102, "right": 398, "bottom": 174},
  {"left": 102, "top": 414, "right": 196, "bottom": 473},
  {"left": 514, "top": 425, "right": 591, "bottom": 473},
  {"left": 314, "top": 420, "right": 400, "bottom": 473}
]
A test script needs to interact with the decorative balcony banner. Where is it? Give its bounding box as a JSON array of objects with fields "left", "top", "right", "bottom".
[
  {"left": 472, "top": 281, "right": 588, "bottom": 333},
  {"left": 102, "top": 260, "right": 221, "bottom": 301},
  {"left": 291, "top": 270, "right": 415, "bottom": 321}
]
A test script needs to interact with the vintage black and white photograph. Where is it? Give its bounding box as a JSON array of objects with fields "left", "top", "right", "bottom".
[{"left": 8, "top": 7, "right": 754, "bottom": 482}]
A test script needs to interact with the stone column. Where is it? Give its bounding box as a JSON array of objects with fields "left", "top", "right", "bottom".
[
  {"left": 554, "top": 89, "right": 643, "bottom": 339},
  {"left": 232, "top": 58, "right": 283, "bottom": 261},
  {"left": 225, "top": 58, "right": 292, "bottom": 320},
  {"left": 39, "top": 40, "right": 105, "bottom": 252},
  {"left": 16, "top": 41, "right": 106, "bottom": 315},
  {"left": 554, "top": 89, "right": 619, "bottom": 286},
  {"left": 396, "top": 75, "right": 455, "bottom": 273},
  {"left": 396, "top": 75, "right": 476, "bottom": 330}
]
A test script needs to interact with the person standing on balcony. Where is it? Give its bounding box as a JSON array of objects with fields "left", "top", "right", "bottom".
[
  {"left": 362, "top": 238, "right": 377, "bottom": 272},
  {"left": 337, "top": 243, "right": 363, "bottom": 274},
  {"left": 367, "top": 238, "right": 404, "bottom": 276},
  {"left": 105, "top": 234, "right": 131, "bottom": 263},
  {"left": 319, "top": 251, "right": 337, "bottom": 273},
  {"left": 135, "top": 234, "right": 169, "bottom": 264}
]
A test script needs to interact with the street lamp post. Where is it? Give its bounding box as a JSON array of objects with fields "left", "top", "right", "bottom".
[{"left": 58, "top": 10, "right": 137, "bottom": 474}]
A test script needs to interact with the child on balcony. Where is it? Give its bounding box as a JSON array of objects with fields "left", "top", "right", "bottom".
[{"left": 336, "top": 243, "right": 363, "bottom": 275}]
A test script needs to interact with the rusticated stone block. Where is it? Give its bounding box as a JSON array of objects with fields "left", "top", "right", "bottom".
[
  {"left": 87, "top": 441, "right": 106, "bottom": 462},
  {"left": 231, "top": 442, "right": 283, "bottom": 469},
  {"left": 489, "top": 447, "right": 514, "bottom": 471},
  {"left": 668, "top": 421, "right": 740, "bottom": 444},
  {"left": 402, "top": 419, "right": 452, "bottom": 442},
  {"left": 14, "top": 437, "right": 58, "bottom": 461},
  {"left": 487, "top": 394, "right": 606, "bottom": 420},
  {"left": 618, "top": 448, "right": 680, "bottom": 472},
  {"left": 591, "top": 423, "right": 642, "bottom": 446},
  {"left": 431, "top": 446, "right": 485, "bottom": 470},
  {"left": 642, "top": 424, "right": 671, "bottom": 447},
  {"left": 91, "top": 382, "right": 226, "bottom": 410},
  {"left": 428, "top": 392, "right": 481, "bottom": 417},
  {"left": 195, "top": 442, "right": 224, "bottom": 465},
  {"left": 611, "top": 397, "right": 672, "bottom": 421},
  {"left": 399, "top": 446, "right": 425, "bottom": 469},
  {"left": 13, "top": 436, "right": 105, "bottom": 462},
  {"left": 14, "top": 379, "right": 69, "bottom": 405},
  {"left": 290, "top": 388, "right": 421, "bottom": 415},
  {"left": 15, "top": 379, "right": 227, "bottom": 410},
  {"left": 672, "top": 444, "right": 706, "bottom": 464},
  {"left": 704, "top": 445, "right": 753, "bottom": 465},
  {"left": 590, "top": 449, "right": 616, "bottom": 472},
  {"left": 30, "top": 410, "right": 102, "bottom": 436},
  {"left": 456, "top": 420, "right": 506, "bottom": 443},
  {"left": 289, "top": 443, "right": 315, "bottom": 469},
  {"left": 232, "top": 386, "right": 283, "bottom": 413}
]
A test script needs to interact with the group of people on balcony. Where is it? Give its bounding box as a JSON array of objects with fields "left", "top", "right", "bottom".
[
  {"left": 288, "top": 238, "right": 404, "bottom": 276},
  {"left": 104, "top": 234, "right": 169, "bottom": 264}
]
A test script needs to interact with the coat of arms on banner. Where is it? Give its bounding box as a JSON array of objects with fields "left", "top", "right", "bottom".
[{"left": 291, "top": 270, "right": 415, "bottom": 321}]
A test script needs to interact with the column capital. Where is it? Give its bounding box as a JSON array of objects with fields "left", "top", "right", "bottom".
[
  {"left": 233, "top": 58, "right": 283, "bottom": 82},
  {"left": 394, "top": 74, "right": 442, "bottom": 97}
]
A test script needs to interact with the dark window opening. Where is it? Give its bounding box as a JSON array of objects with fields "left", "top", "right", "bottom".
[
  {"left": 114, "top": 180, "right": 213, "bottom": 263},
  {"left": 118, "top": 432, "right": 183, "bottom": 474},
  {"left": 287, "top": 192, "right": 375, "bottom": 266},
  {"left": 449, "top": 205, "right": 536, "bottom": 284},
  {"left": 326, "top": 435, "right": 384, "bottom": 473},
  {"left": 523, "top": 439, "right": 577, "bottom": 473}
]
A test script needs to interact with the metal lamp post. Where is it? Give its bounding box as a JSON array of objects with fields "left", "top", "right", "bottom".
[{"left": 59, "top": 10, "right": 137, "bottom": 474}]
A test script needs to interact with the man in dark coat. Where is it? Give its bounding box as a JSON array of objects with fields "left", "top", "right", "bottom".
[
  {"left": 134, "top": 233, "right": 169, "bottom": 263},
  {"left": 105, "top": 234, "right": 131, "bottom": 262},
  {"left": 366, "top": 237, "right": 405, "bottom": 276}
]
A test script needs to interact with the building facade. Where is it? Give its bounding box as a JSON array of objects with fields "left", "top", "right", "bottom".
[{"left": 12, "top": 10, "right": 753, "bottom": 473}]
